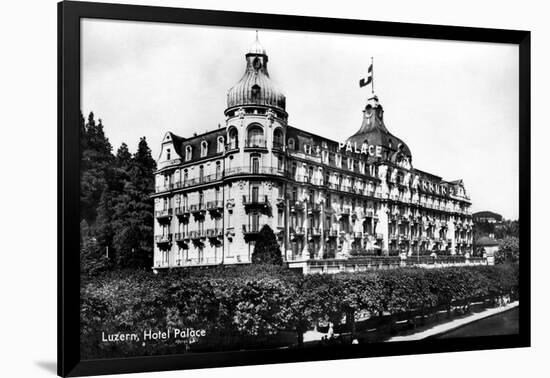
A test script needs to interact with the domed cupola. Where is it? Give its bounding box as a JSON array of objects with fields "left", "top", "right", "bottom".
[
  {"left": 225, "top": 33, "right": 286, "bottom": 117},
  {"left": 347, "top": 93, "right": 412, "bottom": 165}
]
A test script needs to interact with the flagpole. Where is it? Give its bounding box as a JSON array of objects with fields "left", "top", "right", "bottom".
[{"left": 371, "top": 57, "right": 374, "bottom": 94}]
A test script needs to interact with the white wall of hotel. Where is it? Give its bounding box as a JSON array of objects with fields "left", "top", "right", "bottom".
[{"left": 151, "top": 111, "right": 475, "bottom": 271}]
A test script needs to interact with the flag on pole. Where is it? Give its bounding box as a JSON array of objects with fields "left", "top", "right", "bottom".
[{"left": 359, "top": 62, "right": 373, "bottom": 88}]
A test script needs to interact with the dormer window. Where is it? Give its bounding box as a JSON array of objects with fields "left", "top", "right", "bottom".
[
  {"left": 251, "top": 84, "right": 261, "bottom": 100},
  {"left": 217, "top": 136, "right": 225, "bottom": 153},
  {"left": 166, "top": 148, "right": 171, "bottom": 160},
  {"left": 288, "top": 138, "right": 295, "bottom": 150},
  {"left": 185, "top": 146, "right": 192, "bottom": 161},
  {"left": 304, "top": 144, "right": 311, "bottom": 154},
  {"left": 200, "top": 141, "right": 208, "bottom": 157}
]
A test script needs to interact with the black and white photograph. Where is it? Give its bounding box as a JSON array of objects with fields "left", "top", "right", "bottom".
[{"left": 77, "top": 16, "right": 522, "bottom": 359}]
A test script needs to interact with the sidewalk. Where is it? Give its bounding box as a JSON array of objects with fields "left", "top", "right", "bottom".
[{"left": 387, "top": 301, "right": 519, "bottom": 342}]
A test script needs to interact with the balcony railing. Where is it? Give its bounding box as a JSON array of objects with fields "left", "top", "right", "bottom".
[
  {"left": 206, "top": 200, "right": 224, "bottom": 213},
  {"left": 189, "top": 203, "right": 206, "bottom": 213},
  {"left": 243, "top": 195, "right": 269, "bottom": 207},
  {"left": 294, "top": 227, "right": 305, "bottom": 236},
  {"left": 308, "top": 227, "right": 322, "bottom": 236},
  {"left": 225, "top": 141, "right": 239, "bottom": 151},
  {"left": 242, "top": 224, "right": 261, "bottom": 241},
  {"left": 206, "top": 228, "right": 223, "bottom": 238},
  {"left": 186, "top": 173, "right": 223, "bottom": 187},
  {"left": 244, "top": 139, "right": 268, "bottom": 149},
  {"left": 174, "top": 206, "right": 190, "bottom": 217},
  {"left": 337, "top": 208, "right": 351, "bottom": 217},
  {"left": 273, "top": 141, "right": 285, "bottom": 151},
  {"left": 174, "top": 232, "right": 189, "bottom": 242},
  {"left": 155, "top": 208, "right": 173, "bottom": 218},
  {"left": 290, "top": 202, "right": 304, "bottom": 212},
  {"left": 155, "top": 184, "right": 173, "bottom": 193},
  {"left": 307, "top": 203, "right": 322, "bottom": 213},
  {"left": 224, "top": 166, "right": 287, "bottom": 177},
  {"left": 155, "top": 234, "right": 172, "bottom": 244}
]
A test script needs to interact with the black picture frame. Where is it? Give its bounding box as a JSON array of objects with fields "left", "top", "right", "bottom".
[{"left": 58, "top": 1, "right": 531, "bottom": 376}]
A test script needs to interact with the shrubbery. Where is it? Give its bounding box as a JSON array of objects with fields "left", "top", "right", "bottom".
[{"left": 81, "top": 264, "right": 519, "bottom": 358}]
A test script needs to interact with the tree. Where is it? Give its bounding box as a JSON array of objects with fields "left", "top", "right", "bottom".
[
  {"left": 496, "top": 236, "right": 519, "bottom": 264},
  {"left": 80, "top": 219, "right": 111, "bottom": 276},
  {"left": 80, "top": 112, "right": 114, "bottom": 223},
  {"left": 111, "top": 137, "right": 157, "bottom": 268},
  {"left": 251, "top": 225, "right": 283, "bottom": 265}
]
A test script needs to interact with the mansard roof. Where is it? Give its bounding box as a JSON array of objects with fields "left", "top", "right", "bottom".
[{"left": 166, "top": 127, "right": 227, "bottom": 165}]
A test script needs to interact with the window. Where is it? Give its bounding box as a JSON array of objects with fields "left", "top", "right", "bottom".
[
  {"left": 216, "top": 161, "right": 221, "bottom": 178},
  {"left": 288, "top": 138, "right": 295, "bottom": 150},
  {"left": 304, "top": 144, "right": 311, "bottom": 154},
  {"left": 336, "top": 154, "right": 342, "bottom": 168},
  {"left": 247, "top": 125, "right": 263, "bottom": 147},
  {"left": 199, "top": 165, "right": 204, "bottom": 182},
  {"left": 217, "top": 136, "right": 225, "bottom": 153},
  {"left": 228, "top": 127, "right": 238, "bottom": 150},
  {"left": 200, "top": 141, "right": 208, "bottom": 157},
  {"left": 251, "top": 156, "right": 260, "bottom": 174},
  {"left": 322, "top": 150, "right": 329, "bottom": 163},
  {"left": 166, "top": 148, "right": 171, "bottom": 160},
  {"left": 251, "top": 84, "right": 261, "bottom": 100},
  {"left": 273, "top": 128, "right": 284, "bottom": 148},
  {"left": 183, "top": 169, "right": 188, "bottom": 185},
  {"left": 277, "top": 156, "right": 284, "bottom": 170},
  {"left": 185, "top": 145, "right": 192, "bottom": 161}
]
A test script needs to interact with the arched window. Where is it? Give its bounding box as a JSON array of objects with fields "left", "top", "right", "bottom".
[
  {"left": 200, "top": 141, "right": 208, "bottom": 157},
  {"left": 217, "top": 136, "right": 225, "bottom": 153},
  {"left": 273, "top": 128, "right": 284, "bottom": 149},
  {"left": 228, "top": 127, "right": 238, "bottom": 150},
  {"left": 247, "top": 124, "right": 264, "bottom": 147},
  {"left": 185, "top": 145, "right": 192, "bottom": 161}
]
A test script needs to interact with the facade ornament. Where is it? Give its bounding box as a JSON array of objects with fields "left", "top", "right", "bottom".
[
  {"left": 237, "top": 107, "right": 245, "bottom": 119},
  {"left": 266, "top": 108, "right": 275, "bottom": 124},
  {"left": 237, "top": 180, "right": 246, "bottom": 190}
]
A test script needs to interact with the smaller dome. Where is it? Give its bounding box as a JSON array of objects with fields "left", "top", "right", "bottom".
[
  {"left": 347, "top": 95, "right": 412, "bottom": 162},
  {"left": 226, "top": 33, "right": 286, "bottom": 113},
  {"left": 248, "top": 31, "right": 266, "bottom": 55}
]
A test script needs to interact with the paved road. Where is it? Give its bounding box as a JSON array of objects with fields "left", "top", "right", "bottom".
[{"left": 435, "top": 307, "right": 519, "bottom": 338}]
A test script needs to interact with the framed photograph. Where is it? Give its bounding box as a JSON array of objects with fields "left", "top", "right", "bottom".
[{"left": 58, "top": 1, "right": 530, "bottom": 376}]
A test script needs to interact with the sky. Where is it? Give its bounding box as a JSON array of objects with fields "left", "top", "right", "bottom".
[{"left": 81, "top": 19, "right": 519, "bottom": 220}]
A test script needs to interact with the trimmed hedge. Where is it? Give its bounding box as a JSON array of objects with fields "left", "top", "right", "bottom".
[{"left": 81, "top": 264, "right": 518, "bottom": 358}]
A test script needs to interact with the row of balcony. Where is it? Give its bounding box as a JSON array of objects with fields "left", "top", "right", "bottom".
[
  {"left": 156, "top": 201, "right": 224, "bottom": 221},
  {"left": 155, "top": 229, "right": 225, "bottom": 244},
  {"left": 157, "top": 228, "right": 470, "bottom": 246},
  {"left": 157, "top": 181, "right": 469, "bottom": 217},
  {"left": 224, "top": 139, "right": 285, "bottom": 152}
]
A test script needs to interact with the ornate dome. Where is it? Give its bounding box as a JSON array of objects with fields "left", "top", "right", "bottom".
[
  {"left": 347, "top": 93, "right": 412, "bottom": 162},
  {"left": 226, "top": 34, "right": 286, "bottom": 113}
]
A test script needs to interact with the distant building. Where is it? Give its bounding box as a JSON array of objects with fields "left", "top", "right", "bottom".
[
  {"left": 473, "top": 211, "right": 503, "bottom": 224},
  {"left": 475, "top": 236, "right": 499, "bottom": 265},
  {"left": 151, "top": 34, "right": 475, "bottom": 272}
]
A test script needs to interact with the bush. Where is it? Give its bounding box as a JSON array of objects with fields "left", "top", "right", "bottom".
[{"left": 80, "top": 264, "right": 519, "bottom": 358}]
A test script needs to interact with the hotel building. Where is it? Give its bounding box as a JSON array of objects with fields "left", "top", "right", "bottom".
[{"left": 151, "top": 35, "right": 474, "bottom": 273}]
